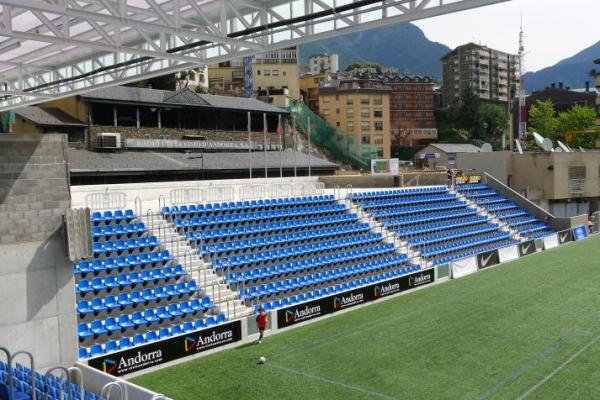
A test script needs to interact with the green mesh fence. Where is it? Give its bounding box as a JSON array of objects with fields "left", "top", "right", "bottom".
[
  {"left": 288, "top": 100, "right": 373, "bottom": 168},
  {"left": 0, "top": 110, "right": 16, "bottom": 133}
]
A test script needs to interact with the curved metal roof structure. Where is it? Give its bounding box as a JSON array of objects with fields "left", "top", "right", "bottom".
[{"left": 0, "top": 0, "right": 509, "bottom": 111}]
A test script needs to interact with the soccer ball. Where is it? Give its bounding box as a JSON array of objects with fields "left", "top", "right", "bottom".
[{"left": 259, "top": 356, "right": 267, "bottom": 364}]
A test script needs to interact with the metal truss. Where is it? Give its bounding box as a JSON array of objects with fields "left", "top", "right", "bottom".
[{"left": 0, "top": 0, "right": 510, "bottom": 111}]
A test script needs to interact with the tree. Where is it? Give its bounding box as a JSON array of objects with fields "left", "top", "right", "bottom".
[
  {"left": 345, "top": 62, "right": 383, "bottom": 74},
  {"left": 528, "top": 99, "right": 558, "bottom": 140},
  {"left": 557, "top": 104, "right": 597, "bottom": 148},
  {"left": 480, "top": 103, "right": 508, "bottom": 148},
  {"left": 456, "top": 88, "right": 484, "bottom": 139}
]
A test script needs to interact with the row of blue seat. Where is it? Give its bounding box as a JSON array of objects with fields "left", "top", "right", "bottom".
[
  {"left": 528, "top": 231, "right": 556, "bottom": 240},
  {"left": 396, "top": 216, "right": 489, "bottom": 237},
  {"left": 213, "top": 242, "right": 394, "bottom": 270},
  {"left": 77, "top": 288, "right": 207, "bottom": 317},
  {"left": 421, "top": 231, "right": 511, "bottom": 257},
  {"left": 77, "top": 277, "right": 199, "bottom": 295},
  {"left": 73, "top": 254, "right": 176, "bottom": 276},
  {"left": 383, "top": 208, "right": 479, "bottom": 227},
  {"left": 224, "top": 252, "right": 407, "bottom": 286},
  {"left": 256, "top": 267, "right": 420, "bottom": 313},
  {"left": 347, "top": 186, "right": 447, "bottom": 200},
  {"left": 504, "top": 216, "right": 538, "bottom": 227},
  {"left": 460, "top": 190, "right": 497, "bottom": 198},
  {"left": 1, "top": 362, "right": 99, "bottom": 400},
  {"left": 496, "top": 209, "right": 528, "bottom": 219},
  {"left": 432, "top": 239, "right": 519, "bottom": 266},
  {"left": 92, "top": 223, "right": 146, "bottom": 239},
  {"left": 241, "top": 260, "right": 419, "bottom": 301},
  {"left": 77, "top": 299, "right": 216, "bottom": 340},
  {"left": 79, "top": 314, "right": 227, "bottom": 359},
  {"left": 409, "top": 224, "right": 500, "bottom": 247},
  {"left": 195, "top": 224, "right": 370, "bottom": 256},
  {"left": 91, "top": 209, "right": 135, "bottom": 224},
  {"left": 357, "top": 193, "right": 457, "bottom": 209},
  {"left": 185, "top": 214, "right": 358, "bottom": 242},
  {"left": 516, "top": 223, "right": 550, "bottom": 234},
  {"left": 371, "top": 200, "right": 466, "bottom": 219},
  {"left": 485, "top": 203, "right": 518, "bottom": 212},
  {"left": 163, "top": 196, "right": 336, "bottom": 217},
  {"left": 455, "top": 183, "right": 488, "bottom": 191},
  {"left": 474, "top": 196, "right": 508, "bottom": 205},
  {"left": 173, "top": 205, "right": 346, "bottom": 229},
  {"left": 92, "top": 236, "right": 158, "bottom": 254}
]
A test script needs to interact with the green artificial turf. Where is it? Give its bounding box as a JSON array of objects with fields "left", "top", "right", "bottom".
[{"left": 131, "top": 235, "right": 600, "bottom": 400}]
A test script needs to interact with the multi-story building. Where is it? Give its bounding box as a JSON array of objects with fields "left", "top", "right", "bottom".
[
  {"left": 308, "top": 53, "right": 339, "bottom": 74},
  {"left": 252, "top": 48, "right": 300, "bottom": 108},
  {"left": 207, "top": 60, "right": 246, "bottom": 97},
  {"left": 299, "top": 72, "right": 332, "bottom": 114},
  {"left": 175, "top": 66, "right": 209, "bottom": 91},
  {"left": 207, "top": 47, "right": 300, "bottom": 108},
  {"left": 318, "top": 78, "right": 391, "bottom": 163},
  {"left": 377, "top": 74, "right": 437, "bottom": 146},
  {"left": 441, "top": 43, "right": 520, "bottom": 109}
]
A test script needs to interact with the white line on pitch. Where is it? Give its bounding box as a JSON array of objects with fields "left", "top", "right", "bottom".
[
  {"left": 516, "top": 334, "right": 600, "bottom": 400},
  {"left": 268, "top": 363, "right": 400, "bottom": 400}
]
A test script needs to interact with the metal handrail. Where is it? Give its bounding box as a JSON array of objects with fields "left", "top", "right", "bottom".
[
  {"left": 44, "top": 367, "right": 72, "bottom": 400},
  {"left": 67, "top": 366, "right": 84, "bottom": 400},
  {"left": 100, "top": 381, "right": 127, "bottom": 400},
  {"left": 0, "top": 347, "right": 14, "bottom": 400},
  {"left": 12, "top": 351, "right": 36, "bottom": 400}
]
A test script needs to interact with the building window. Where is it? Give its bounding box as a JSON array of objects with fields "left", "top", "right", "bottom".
[
  {"left": 374, "top": 135, "right": 384, "bottom": 145},
  {"left": 347, "top": 96, "right": 354, "bottom": 105},
  {"left": 374, "top": 108, "right": 383, "bottom": 118},
  {"left": 322, "top": 109, "right": 331, "bottom": 116},
  {"left": 361, "top": 135, "right": 370, "bottom": 144},
  {"left": 264, "top": 70, "right": 271, "bottom": 77},
  {"left": 360, "top": 95, "right": 370, "bottom": 105},
  {"left": 569, "top": 166, "right": 586, "bottom": 194},
  {"left": 360, "top": 108, "right": 369, "bottom": 119},
  {"left": 346, "top": 109, "right": 354, "bottom": 118},
  {"left": 361, "top": 121, "right": 370, "bottom": 132},
  {"left": 323, "top": 97, "right": 330, "bottom": 103},
  {"left": 257, "top": 70, "right": 261, "bottom": 75},
  {"left": 336, "top": 95, "right": 339, "bottom": 101},
  {"left": 336, "top": 108, "right": 340, "bottom": 114},
  {"left": 272, "top": 70, "right": 279, "bottom": 77},
  {"left": 373, "top": 95, "right": 382, "bottom": 105},
  {"left": 283, "top": 71, "right": 286, "bottom": 76},
  {"left": 374, "top": 121, "right": 383, "bottom": 131},
  {"left": 375, "top": 147, "right": 384, "bottom": 157},
  {"left": 336, "top": 121, "right": 340, "bottom": 127},
  {"left": 347, "top": 122, "right": 354, "bottom": 132}
]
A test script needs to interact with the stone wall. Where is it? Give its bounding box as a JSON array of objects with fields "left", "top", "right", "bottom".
[
  {"left": 89, "top": 125, "right": 291, "bottom": 148},
  {"left": 0, "top": 133, "right": 76, "bottom": 370}
]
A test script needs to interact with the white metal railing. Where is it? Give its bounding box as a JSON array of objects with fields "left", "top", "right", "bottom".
[
  {"left": 169, "top": 188, "right": 206, "bottom": 205},
  {"left": 207, "top": 186, "right": 235, "bottom": 203},
  {"left": 85, "top": 191, "right": 126, "bottom": 211}
]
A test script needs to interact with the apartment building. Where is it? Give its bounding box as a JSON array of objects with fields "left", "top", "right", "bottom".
[
  {"left": 442, "top": 43, "right": 520, "bottom": 108},
  {"left": 308, "top": 53, "right": 339, "bottom": 74},
  {"left": 318, "top": 78, "right": 391, "bottom": 163}
]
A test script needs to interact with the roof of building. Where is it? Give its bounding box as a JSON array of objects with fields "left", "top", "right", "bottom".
[
  {"left": 319, "top": 79, "right": 392, "bottom": 93},
  {"left": 68, "top": 148, "right": 337, "bottom": 174},
  {"left": 81, "top": 86, "right": 287, "bottom": 114},
  {"left": 426, "top": 143, "right": 482, "bottom": 153},
  {"left": 441, "top": 42, "right": 518, "bottom": 60},
  {"left": 15, "top": 106, "right": 86, "bottom": 126}
]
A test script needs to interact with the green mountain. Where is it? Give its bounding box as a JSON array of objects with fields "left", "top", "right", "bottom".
[
  {"left": 299, "top": 23, "right": 450, "bottom": 80},
  {"left": 524, "top": 40, "right": 600, "bottom": 92}
]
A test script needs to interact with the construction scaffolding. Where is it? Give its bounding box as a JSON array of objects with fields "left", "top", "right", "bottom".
[{"left": 289, "top": 100, "right": 373, "bottom": 168}]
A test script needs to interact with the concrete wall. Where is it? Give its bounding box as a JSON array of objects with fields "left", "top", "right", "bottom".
[
  {"left": 0, "top": 134, "right": 76, "bottom": 371},
  {"left": 456, "top": 152, "right": 510, "bottom": 184}
]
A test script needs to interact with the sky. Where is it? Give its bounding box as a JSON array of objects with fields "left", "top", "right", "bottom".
[{"left": 414, "top": 0, "right": 600, "bottom": 72}]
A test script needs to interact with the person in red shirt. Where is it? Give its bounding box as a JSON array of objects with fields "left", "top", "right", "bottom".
[{"left": 256, "top": 307, "right": 268, "bottom": 344}]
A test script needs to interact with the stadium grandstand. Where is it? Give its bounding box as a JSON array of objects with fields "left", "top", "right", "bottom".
[{"left": 1, "top": 1, "right": 595, "bottom": 399}]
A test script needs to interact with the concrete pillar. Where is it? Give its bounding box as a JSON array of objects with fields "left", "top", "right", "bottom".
[
  {"left": 113, "top": 105, "right": 117, "bottom": 127},
  {"left": 157, "top": 109, "right": 162, "bottom": 129},
  {"left": 136, "top": 107, "right": 140, "bottom": 128}
]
